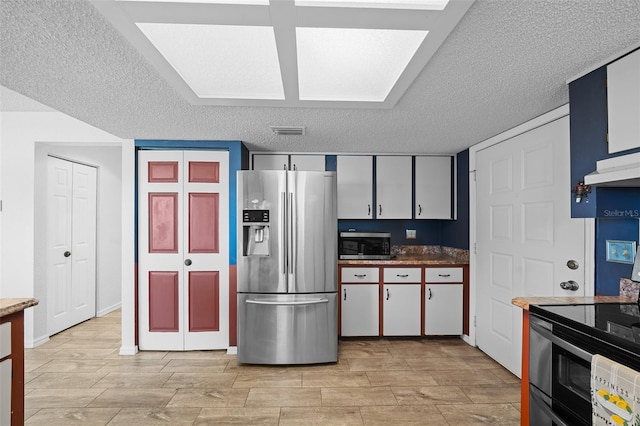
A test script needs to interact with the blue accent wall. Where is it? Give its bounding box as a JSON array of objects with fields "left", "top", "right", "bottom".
[
  {"left": 442, "top": 149, "right": 470, "bottom": 250},
  {"left": 596, "top": 219, "right": 639, "bottom": 295},
  {"left": 135, "top": 140, "right": 249, "bottom": 265}
]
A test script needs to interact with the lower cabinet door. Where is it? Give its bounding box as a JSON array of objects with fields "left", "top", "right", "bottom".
[
  {"left": 0, "top": 359, "right": 11, "bottom": 426},
  {"left": 425, "top": 284, "right": 463, "bottom": 335},
  {"left": 341, "top": 284, "right": 379, "bottom": 336},
  {"left": 383, "top": 284, "right": 421, "bottom": 336}
]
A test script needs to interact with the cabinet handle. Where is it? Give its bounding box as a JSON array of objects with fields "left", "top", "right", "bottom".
[
  {"left": 368, "top": 204, "right": 371, "bottom": 216},
  {"left": 428, "top": 288, "right": 432, "bottom": 300},
  {"left": 438, "top": 274, "right": 451, "bottom": 277},
  {"left": 418, "top": 204, "right": 422, "bottom": 215},
  {"left": 386, "top": 288, "right": 390, "bottom": 300},
  {"left": 343, "top": 288, "right": 347, "bottom": 301},
  {"left": 396, "top": 274, "right": 409, "bottom": 277},
  {"left": 354, "top": 274, "right": 367, "bottom": 278}
]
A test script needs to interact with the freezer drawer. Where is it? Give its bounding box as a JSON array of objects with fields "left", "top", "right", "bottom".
[{"left": 237, "top": 293, "right": 338, "bottom": 365}]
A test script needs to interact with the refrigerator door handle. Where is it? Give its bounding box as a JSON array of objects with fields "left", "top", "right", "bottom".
[
  {"left": 246, "top": 299, "right": 329, "bottom": 306},
  {"left": 281, "top": 191, "right": 287, "bottom": 276},
  {"left": 290, "top": 192, "right": 296, "bottom": 277}
]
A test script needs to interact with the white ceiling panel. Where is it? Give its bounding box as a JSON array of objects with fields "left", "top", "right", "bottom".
[
  {"left": 296, "top": 27, "right": 428, "bottom": 102},
  {"left": 136, "top": 23, "right": 284, "bottom": 99}
]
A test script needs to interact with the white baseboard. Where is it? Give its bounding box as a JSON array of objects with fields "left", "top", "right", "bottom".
[
  {"left": 26, "top": 334, "right": 50, "bottom": 349},
  {"left": 119, "top": 345, "right": 138, "bottom": 356},
  {"left": 97, "top": 302, "right": 121, "bottom": 317},
  {"left": 226, "top": 346, "right": 237, "bottom": 355}
]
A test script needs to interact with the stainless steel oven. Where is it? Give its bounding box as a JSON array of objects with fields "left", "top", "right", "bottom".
[
  {"left": 529, "top": 304, "right": 640, "bottom": 426},
  {"left": 529, "top": 315, "right": 593, "bottom": 426}
]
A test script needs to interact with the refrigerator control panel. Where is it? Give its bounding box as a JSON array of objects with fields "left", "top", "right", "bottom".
[{"left": 243, "top": 209, "right": 269, "bottom": 223}]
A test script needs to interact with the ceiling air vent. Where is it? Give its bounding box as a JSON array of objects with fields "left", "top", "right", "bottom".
[{"left": 270, "top": 126, "right": 305, "bottom": 136}]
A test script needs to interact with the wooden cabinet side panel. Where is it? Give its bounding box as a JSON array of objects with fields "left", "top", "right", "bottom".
[{"left": 0, "top": 312, "right": 24, "bottom": 426}]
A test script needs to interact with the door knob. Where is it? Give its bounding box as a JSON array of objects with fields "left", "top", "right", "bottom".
[
  {"left": 560, "top": 280, "right": 579, "bottom": 291},
  {"left": 566, "top": 260, "right": 579, "bottom": 270},
  {"left": 64, "top": 251, "right": 71, "bottom": 258},
  {"left": 184, "top": 259, "right": 192, "bottom": 266}
]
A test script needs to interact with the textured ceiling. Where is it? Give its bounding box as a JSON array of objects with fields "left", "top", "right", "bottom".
[{"left": 1, "top": 0, "right": 640, "bottom": 154}]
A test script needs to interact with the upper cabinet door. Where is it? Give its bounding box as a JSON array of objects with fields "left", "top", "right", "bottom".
[
  {"left": 289, "top": 155, "right": 325, "bottom": 171},
  {"left": 607, "top": 49, "right": 640, "bottom": 154},
  {"left": 415, "top": 156, "right": 453, "bottom": 219},
  {"left": 376, "top": 156, "right": 412, "bottom": 219},
  {"left": 337, "top": 155, "right": 373, "bottom": 219},
  {"left": 252, "top": 154, "right": 289, "bottom": 170}
]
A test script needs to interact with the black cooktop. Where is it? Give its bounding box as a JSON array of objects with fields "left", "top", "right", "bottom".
[{"left": 530, "top": 303, "right": 640, "bottom": 367}]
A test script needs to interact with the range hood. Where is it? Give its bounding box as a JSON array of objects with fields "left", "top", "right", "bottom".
[{"left": 584, "top": 152, "right": 640, "bottom": 187}]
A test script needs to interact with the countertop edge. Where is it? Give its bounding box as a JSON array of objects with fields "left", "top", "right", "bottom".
[
  {"left": 338, "top": 258, "right": 469, "bottom": 266},
  {"left": 0, "top": 298, "right": 39, "bottom": 318},
  {"left": 512, "top": 296, "right": 636, "bottom": 311}
]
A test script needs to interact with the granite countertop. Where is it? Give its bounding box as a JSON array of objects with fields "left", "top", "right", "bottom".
[
  {"left": 0, "top": 298, "right": 39, "bottom": 318},
  {"left": 512, "top": 296, "right": 636, "bottom": 310},
  {"left": 339, "top": 253, "right": 469, "bottom": 266}
]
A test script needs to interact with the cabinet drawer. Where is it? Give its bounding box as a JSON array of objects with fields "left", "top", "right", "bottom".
[
  {"left": 425, "top": 267, "right": 463, "bottom": 282},
  {"left": 341, "top": 267, "right": 379, "bottom": 283},
  {"left": 0, "top": 323, "right": 11, "bottom": 359},
  {"left": 383, "top": 267, "right": 421, "bottom": 283}
]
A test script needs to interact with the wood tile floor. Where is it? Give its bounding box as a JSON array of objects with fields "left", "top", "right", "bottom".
[{"left": 24, "top": 310, "right": 521, "bottom": 425}]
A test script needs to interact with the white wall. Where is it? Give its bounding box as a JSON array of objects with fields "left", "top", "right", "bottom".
[{"left": 0, "top": 111, "right": 133, "bottom": 348}]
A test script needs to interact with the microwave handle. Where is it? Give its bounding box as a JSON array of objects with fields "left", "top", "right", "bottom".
[
  {"left": 529, "top": 385, "right": 572, "bottom": 426},
  {"left": 530, "top": 318, "right": 592, "bottom": 363}
]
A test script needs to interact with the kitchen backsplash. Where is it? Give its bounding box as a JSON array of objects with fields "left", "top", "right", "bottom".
[
  {"left": 620, "top": 278, "right": 639, "bottom": 298},
  {"left": 391, "top": 245, "right": 469, "bottom": 262}
]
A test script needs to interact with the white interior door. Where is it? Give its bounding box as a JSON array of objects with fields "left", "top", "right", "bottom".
[
  {"left": 138, "top": 150, "right": 229, "bottom": 351},
  {"left": 475, "top": 116, "right": 586, "bottom": 377},
  {"left": 47, "top": 156, "right": 97, "bottom": 335}
]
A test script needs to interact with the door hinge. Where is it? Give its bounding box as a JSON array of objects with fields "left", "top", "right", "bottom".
[
  {"left": 0, "top": 200, "right": 2, "bottom": 212},
  {"left": 474, "top": 316, "right": 477, "bottom": 327},
  {"left": 470, "top": 170, "right": 477, "bottom": 182},
  {"left": 474, "top": 242, "right": 477, "bottom": 254}
]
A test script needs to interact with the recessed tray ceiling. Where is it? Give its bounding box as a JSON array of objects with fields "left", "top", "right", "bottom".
[{"left": 93, "top": 0, "right": 473, "bottom": 108}]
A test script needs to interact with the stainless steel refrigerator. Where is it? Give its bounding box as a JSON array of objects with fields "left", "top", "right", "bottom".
[{"left": 237, "top": 170, "right": 338, "bottom": 364}]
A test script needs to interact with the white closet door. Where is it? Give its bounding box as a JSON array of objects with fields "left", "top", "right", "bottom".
[{"left": 47, "top": 157, "right": 97, "bottom": 335}]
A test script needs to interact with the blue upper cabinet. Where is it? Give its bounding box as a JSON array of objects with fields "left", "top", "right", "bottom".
[{"left": 569, "top": 54, "right": 640, "bottom": 218}]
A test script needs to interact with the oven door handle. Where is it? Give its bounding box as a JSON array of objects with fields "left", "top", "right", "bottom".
[
  {"left": 529, "top": 385, "right": 572, "bottom": 426},
  {"left": 530, "top": 319, "right": 593, "bottom": 363}
]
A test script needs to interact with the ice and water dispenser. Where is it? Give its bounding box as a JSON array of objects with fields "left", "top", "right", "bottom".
[{"left": 242, "top": 207, "right": 270, "bottom": 257}]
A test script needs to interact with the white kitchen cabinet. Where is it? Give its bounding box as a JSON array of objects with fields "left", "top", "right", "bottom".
[
  {"left": 425, "top": 283, "right": 463, "bottom": 335},
  {"left": 337, "top": 155, "right": 373, "bottom": 219},
  {"left": 415, "top": 156, "right": 453, "bottom": 219},
  {"left": 376, "top": 156, "right": 412, "bottom": 219},
  {"left": 289, "top": 155, "right": 325, "bottom": 171},
  {"left": 340, "top": 284, "right": 379, "bottom": 336},
  {"left": 607, "top": 49, "right": 640, "bottom": 154},
  {"left": 253, "top": 154, "right": 326, "bottom": 171},
  {"left": 382, "top": 267, "right": 421, "bottom": 336},
  {"left": 252, "top": 154, "right": 289, "bottom": 170}
]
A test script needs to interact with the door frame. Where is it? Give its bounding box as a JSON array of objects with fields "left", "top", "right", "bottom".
[{"left": 467, "top": 104, "right": 595, "bottom": 347}]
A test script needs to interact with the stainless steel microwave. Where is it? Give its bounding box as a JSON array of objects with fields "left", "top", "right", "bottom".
[{"left": 338, "top": 232, "right": 391, "bottom": 260}]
